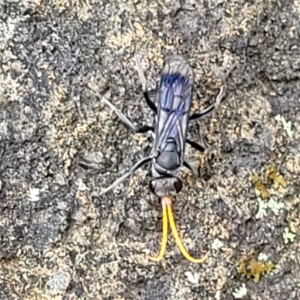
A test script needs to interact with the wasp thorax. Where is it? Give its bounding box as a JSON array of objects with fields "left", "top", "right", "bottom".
[{"left": 156, "top": 138, "right": 180, "bottom": 170}]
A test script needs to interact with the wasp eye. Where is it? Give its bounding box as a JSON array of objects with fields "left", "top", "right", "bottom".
[
  {"left": 173, "top": 178, "right": 182, "bottom": 194},
  {"left": 149, "top": 179, "right": 157, "bottom": 195}
]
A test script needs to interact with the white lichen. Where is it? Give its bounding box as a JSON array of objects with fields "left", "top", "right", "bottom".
[
  {"left": 232, "top": 283, "right": 247, "bottom": 299},
  {"left": 184, "top": 271, "right": 199, "bottom": 285},
  {"left": 257, "top": 253, "right": 269, "bottom": 262},
  {"left": 275, "top": 114, "right": 293, "bottom": 138},
  {"left": 215, "top": 290, "right": 221, "bottom": 300},
  {"left": 255, "top": 197, "right": 286, "bottom": 219},
  {"left": 76, "top": 178, "right": 88, "bottom": 191},
  {"left": 45, "top": 269, "right": 71, "bottom": 295},
  {"left": 268, "top": 198, "right": 285, "bottom": 216},
  {"left": 211, "top": 238, "right": 224, "bottom": 251},
  {"left": 27, "top": 188, "right": 40, "bottom": 202},
  {"left": 255, "top": 198, "right": 269, "bottom": 219}
]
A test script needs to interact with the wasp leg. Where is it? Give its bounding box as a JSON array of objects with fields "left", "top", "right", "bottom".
[
  {"left": 189, "top": 104, "right": 215, "bottom": 120},
  {"left": 143, "top": 91, "right": 157, "bottom": 114},
  {"left": 136, "top": 125, "right": 154, "bottom": 133},
  {"left": 100, "top": 156, "right": 152, "bottom": 195},
  {"left": 88, "top": 87, "right": 153, "bottom": 134},
  {"left": 186, "top": 139, "right": 205, "bottom": 152},
  {"left": 190, "top": 85, "right": 227, "bottom": 121},
  {"left": 129, "top": 20, "right": 158, "bottom": 114},
  {"left": 183, "top": 161, "right": 198, "bottom": 177}
]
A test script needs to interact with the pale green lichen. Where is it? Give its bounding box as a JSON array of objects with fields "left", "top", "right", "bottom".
[
  {"left": 268, "top": 198, "right": 285, "bottom": 216},
  {"left": 255, "top": 198, "right": 269, "bottom": 219},
  {"left": 275, "top": 114, "right": 293, "bottom": 138},
  {"left": 255, "top": 197, "right": 285, "bottom": 219},
  {"left": 283, "top": 227, "right": 296, "bottom": 244}
]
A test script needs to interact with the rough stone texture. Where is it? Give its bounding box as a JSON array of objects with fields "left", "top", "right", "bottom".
[{"left": 0, "top": 0, "right": 299, "bottom": 299}]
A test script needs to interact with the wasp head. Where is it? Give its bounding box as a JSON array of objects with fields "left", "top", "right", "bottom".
[{"left": 149, "top": 176, "right": 182, "bottom": 198}]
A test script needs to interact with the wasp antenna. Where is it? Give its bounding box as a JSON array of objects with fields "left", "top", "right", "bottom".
[
  {"left": 166, "top": 198, "right": 208, "bottom": 264},
  {"left": 148, "top": 198, "right": 169, "bottom": 262}
]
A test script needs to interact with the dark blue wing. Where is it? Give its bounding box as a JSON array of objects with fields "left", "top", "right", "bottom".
[
  {"left": 155, "top": 55, "right": 193, "bottom": 156},
  {"left": 160, "top": 73, "right": 190, "bottom": 114}
]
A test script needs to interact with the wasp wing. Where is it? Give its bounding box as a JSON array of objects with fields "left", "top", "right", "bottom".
[{"left": 154, "top": 55, "right": 193, "bottom": 166}]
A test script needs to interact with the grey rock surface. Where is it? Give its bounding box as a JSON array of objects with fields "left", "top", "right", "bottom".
[{"left": 0, "top": 0, "right": 299, "bottom": 299}]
